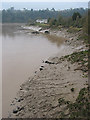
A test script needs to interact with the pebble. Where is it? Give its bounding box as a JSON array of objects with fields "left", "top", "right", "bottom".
[{"left": 13, "top": 106, "right": 24, "bottom": 114}]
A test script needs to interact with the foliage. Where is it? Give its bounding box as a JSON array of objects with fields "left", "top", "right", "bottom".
[
  {"left": 2, "top": 7, "right": 87, "bottom": 23},
  {"left": 72, "top": 12, "right": 82, "bottom": 21},
  {"left": 67, "top": 27, "right": 82, "bottom": 33},
  {"left": 48, "top": 13, "right": 87, "bottom": 28},
  {"left": 58, "top": 87, "right": 90, "bottom": 118},
  {"left": 68, "top": 87, "right": 90, "bottom": 118},
  {"left": 48, "top": 18, "right": 57, "bottom": 26},
  {"left": 78, "top": 11, "right": 88, "bottom": 44},
  {"left": 65, "top": 50, "right": 88, "bottom": 63},
  {"left": 35, "top": 22, "right": 50, "bottom": 28},
  {"left": 60, "top": 50, "right": 88, "bottom": 76},
  {"left": 88, "top": 9, "right": 90, "bottom": 35}
]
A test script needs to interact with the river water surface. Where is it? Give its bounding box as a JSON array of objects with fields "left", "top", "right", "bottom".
[{"left": 2, "top": 23, "right": 65, "bottom": 117}]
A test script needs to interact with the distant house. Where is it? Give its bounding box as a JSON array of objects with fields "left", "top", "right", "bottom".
[{"left": 36, "top": 19, "right": 47, "bottom": 24}]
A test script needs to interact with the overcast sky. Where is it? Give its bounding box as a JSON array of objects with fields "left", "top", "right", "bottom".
[
  {"left": 1, "top": 0, "right": 89, "bottom": 2},
  {"left": 1, "top": 0, "right": 89, "bottom": 10},
  {"left": 2, "top": 2, "right": 88, "bottom": 10}
]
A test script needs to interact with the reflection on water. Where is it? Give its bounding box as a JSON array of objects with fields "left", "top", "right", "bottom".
[
  {"left": 2, "top": 23, "right": 24, "bottom": 37},
  {"left": 45, "top": 34, "right": 65, "bottom": 47},
  {"left": 2, "top": 23, "right": 64, "bottom": 117},
  {"left": 2, "top": 23, "right": 65, "bottom": 47}
]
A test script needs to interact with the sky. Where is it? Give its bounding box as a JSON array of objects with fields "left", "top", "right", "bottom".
[
  {"left": 1, "top": 0, "right": 89, "bottom": 2},
  {"left": 1, "top": 2, "right": 88, "bottom": 10}
]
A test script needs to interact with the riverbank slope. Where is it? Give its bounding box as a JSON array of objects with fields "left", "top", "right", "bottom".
[{"left": 9, "top": 27, "right": 89, "bottom": 118}]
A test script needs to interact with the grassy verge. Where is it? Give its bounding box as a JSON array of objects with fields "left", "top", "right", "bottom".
[
  {"left": 67, "top": 26, "right": 82, "bottom": 33},
  {"left": 66, "top": 26, "right": 88, "bottom": 44},
  {"left": 78, "top": 33, "right": 88, "bottom": 44},
  {"left": 34, "top": 23, "right": 50, "bottom": 29}
]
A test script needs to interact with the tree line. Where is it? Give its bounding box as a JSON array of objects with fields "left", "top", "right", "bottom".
[
  {"left": 47, "top": 11, "right": 87, "bottom": 28},
  {"left": 1, "top": 7, "right": 88, "bottom": 23}
]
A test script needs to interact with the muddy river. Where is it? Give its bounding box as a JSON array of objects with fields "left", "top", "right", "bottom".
[{"left": 2, "top": 23, "right": 65, "bottom": 117}]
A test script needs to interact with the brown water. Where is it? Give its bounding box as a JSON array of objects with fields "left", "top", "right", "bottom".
[{"left": 2, "top": 23, "right": 64, "bottom": 117}]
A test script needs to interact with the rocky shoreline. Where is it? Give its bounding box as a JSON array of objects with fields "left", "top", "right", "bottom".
[{"left": 9, "top": 27, "right": 88, "bottom": 118}]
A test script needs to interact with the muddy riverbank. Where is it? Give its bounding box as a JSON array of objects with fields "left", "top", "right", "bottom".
[{"left": 9, "top": 27, "right": 88, "bottom": 118}]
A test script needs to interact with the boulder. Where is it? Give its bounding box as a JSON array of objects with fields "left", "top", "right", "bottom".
[
  {"left": 31, "top": 31, "right": 39, "bottom": 34},
  {"left": 13, "top": 106, "right": 24, "bottom": 114},
  {"left": 39, "top": 28, "right": 42, "bottom": 31}
]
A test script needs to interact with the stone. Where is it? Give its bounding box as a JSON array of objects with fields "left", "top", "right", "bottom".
[
  {"left": 18, "top": 98, "right": 24, "bottom": 102},
  {"left": 13, "top": 109, "right": 18, "bottom": 114},
  {"left": 45, "top": 61, "right": 55, "bottom": 64},
  {"left": 31, "top": 31, "right": 39, "bottom": 34},
  {"left": 39, "top": 28, "right": 42, "bottom": 31},
  {"left": 13, "top": 106, "right": 24, "bottom": 114},
  {"left": 40, "top": 68, "right": 43, "bottom": 71}
]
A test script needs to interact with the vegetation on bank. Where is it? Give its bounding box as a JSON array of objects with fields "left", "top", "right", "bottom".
[
  {"left": 60, "top": 50, "right": 88, "bottom": 77},
  {"left": 47, "top": 12, "right": 85, "bottom": 28},
  {"left": 27, "top": 9, "right": 88, "bottom": 44},
  {"left": 58, "top": 87, "right": 90, "bottom": 118},
  {"left": 31, "top": 22, "right": 50, "bottom": 29},
  {"left": 47, "top": 10, "right": 88, "bottom": 43},
  {"left": 58, "top": 49, "right": 89, "bottom": 118}
]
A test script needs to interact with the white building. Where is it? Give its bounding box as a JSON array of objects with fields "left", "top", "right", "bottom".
[{"left": 36, "top": 19, "right": 47, "bottom": 24}]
